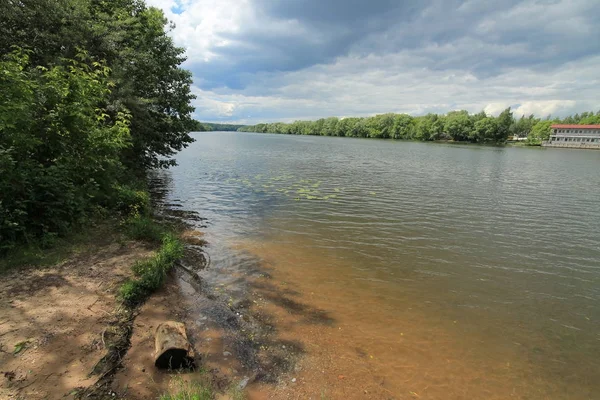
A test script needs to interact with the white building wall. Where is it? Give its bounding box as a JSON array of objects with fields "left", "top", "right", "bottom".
[{"left": 543, "top": 127, "right": 600, "bottom": 149}]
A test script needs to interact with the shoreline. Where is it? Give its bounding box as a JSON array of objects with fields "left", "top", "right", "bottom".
[
  {"left": 0, "top": 206, "right": 309, "bottom": 399},
  {"left": 233, "top": 130, "right": 542, "bottom": 148}
]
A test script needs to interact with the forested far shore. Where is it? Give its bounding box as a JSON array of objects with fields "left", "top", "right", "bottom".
[
  {"left": 203, "top": 122, "right": 245, "bottom": 131},
  {"left": 1, "top": 0, "right": 195, "bottom": 251},
  {"left": 189, "top": 121, "right": 245, "bottom": 131},
  {"left": 238, "top": 109, "right": 600, "bottom": 144}
]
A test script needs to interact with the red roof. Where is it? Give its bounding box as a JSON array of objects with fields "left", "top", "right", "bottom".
[{"left": 551, "top": 124, "right": 600, "bottom": 129}]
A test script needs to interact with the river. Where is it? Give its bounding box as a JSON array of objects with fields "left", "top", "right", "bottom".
[{"left": 156, "top": 131, "right": 600, "bottom": 399}]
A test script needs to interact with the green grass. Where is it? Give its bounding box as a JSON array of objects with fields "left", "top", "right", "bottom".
[
  {"left": 159, "top": 377, "right": 247, "bottom": 400},
  {"left": 227, "top": 385, "right": 245, "bottom": 400},
  {"left": 119, "top": 233, "right": 184, "bottom": 305},
  {"left": 160, "top": 378, "right": 213, "bottom": 400},
  {"left": 123, "top": 213, "right": 165, "bottom": 243}
]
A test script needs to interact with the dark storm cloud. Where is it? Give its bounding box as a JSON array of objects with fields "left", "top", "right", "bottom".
[
  {"left": 190, "top": 0, "right": 600, "bottom": 91},
  {"left": 191, "top": 0, "right": 425, "bottom": 89}
]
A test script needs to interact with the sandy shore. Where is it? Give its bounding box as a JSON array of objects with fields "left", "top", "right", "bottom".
[
  {"left": 1, "top": 221, "right": 384, "bottom": 400},
  {"left": 0, "top": 223, "right": 307, "bottom": 400},
  {"left": 0, "top": 232, "right": 152, "bottom": 399}
]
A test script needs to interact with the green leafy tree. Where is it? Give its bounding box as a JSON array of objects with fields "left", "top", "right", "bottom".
[
  {"left": 0, "top": 0, "right": 197, "bottom": 250},
  {"left": 2, "top": 0, "right": 196, "bottom": 169},
  {"left": 351, "top": 119, "right": 369, "bottom": 138},
  {"left": 444, "top": 111, "right": 473, "bottom": 141},
  {"left": 322, "top": 117, "right": 339, "bottom": 136},
  {"left": 0, "top": 0, "right": 92, "bottom": 65},
  {"left": 414, "top": 114, "right": 444, "bottom": 140},
  {"left": 0, "top": 50, "right": 130, "bottom": 248},
  {"left": 93, "top": 3, "right": 195, "bottom": 168},
  {"left": 334, "top": 118, "right": 351, "bottom": 137},
  {"left": 473, "top": 117, "right": 499, "bottom": 142},
  {"left": 511, "top": 115, "right": 538, "bottom": 138},
  {"left": 578, "top": 112, "right": 600, "bottom": 125},
  {"left": 392, "top": 114, "right": 416, "bottom": 139},
  {"left": 527, "top": 120, "right": 554, "bottom": 144},
  {"left": 496, "top": 107, "right": 514, "bottom": 142}
]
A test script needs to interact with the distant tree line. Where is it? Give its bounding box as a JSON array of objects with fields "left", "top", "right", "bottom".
[
  {"left": 190, "top": 121, "right": 209, "bottom": 131},
  {"left": 200, "top": 122, "right": 245, "bottom": 132},
  {"left": 1, "top": 0, "right": 195, "bottom": 250},
  {"left": 238, "top": 110, "right": 600, "bottom": 144}
]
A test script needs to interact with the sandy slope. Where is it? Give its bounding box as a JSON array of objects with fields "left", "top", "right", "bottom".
[{"left": 0, "top": 241, "right": 151, "bottom": 400}]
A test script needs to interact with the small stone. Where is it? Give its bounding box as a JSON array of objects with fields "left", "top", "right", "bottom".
[
  {"left": 223, "top": 351, "right": 232, "bottom": 357},
  {"left": 291, "top": 378, "right": 296, "bottom": 383},
  {"left": 238, "top": 377, "right": 250, "bottom": 389}
]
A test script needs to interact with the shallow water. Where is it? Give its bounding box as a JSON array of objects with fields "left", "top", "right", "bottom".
[{"left": 158, "top": 131, "right": 600, "bottom": 399}]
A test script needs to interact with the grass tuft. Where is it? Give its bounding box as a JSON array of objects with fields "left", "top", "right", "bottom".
[
  {"left": 160, "top": 378, "right": 213, "bottom": 400},
  {"left": 119, "top": 233, "right": 184, "bottom": 305},
  {"left": 159, "top": 376, "right": 247, "bottom": 400}
]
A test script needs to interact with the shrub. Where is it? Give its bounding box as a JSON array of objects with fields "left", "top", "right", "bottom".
[
  {"left": 112, "top": 185, "right": 151, "bottom": 216},
  {"left": 124, "top": 214, "right": 164, "bottom": 243},
  {"left": 0, "top": 50, "right": 130, "bottom": 251}
]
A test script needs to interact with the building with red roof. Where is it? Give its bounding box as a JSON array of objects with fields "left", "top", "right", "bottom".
[{"left": 544, "top": 124, "right": 600, "bottom": 149}]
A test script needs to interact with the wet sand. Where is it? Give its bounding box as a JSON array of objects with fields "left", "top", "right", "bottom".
[{"left": 235, "top": 237, "right": 598, "bottom": 400}]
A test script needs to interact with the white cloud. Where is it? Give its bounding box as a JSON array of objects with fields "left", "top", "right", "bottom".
[
  {"left": 513, "top": 101, "right": 578, "bottom": 118},
  {"left": 146, "top": 0, "right": 600, "bottom": 123},
  {"left": 192, "top": 52, "right": 600, "bottom": 122}
]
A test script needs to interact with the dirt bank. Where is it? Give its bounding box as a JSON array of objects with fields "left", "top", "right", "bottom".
[
  {"left": 1, "top": 219, "right": 364, "bottom": 400},
  {"left": 0, "top": 231, "right": 152, "bottom": 400}
]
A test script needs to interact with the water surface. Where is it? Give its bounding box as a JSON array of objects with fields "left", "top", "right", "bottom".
[{"left": 159, "top": 131, "right": 600, "bottom": 399}]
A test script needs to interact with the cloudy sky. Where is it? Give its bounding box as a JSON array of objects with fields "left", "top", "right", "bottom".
[{"left": 147, "top": 0, "right": 600, "bottom": 124}]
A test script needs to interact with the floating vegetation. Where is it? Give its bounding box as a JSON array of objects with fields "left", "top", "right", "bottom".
[{"left": 222, "top": 173, "right": 378, "bottom": 203}]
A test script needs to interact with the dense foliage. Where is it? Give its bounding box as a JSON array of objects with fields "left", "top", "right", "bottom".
[
  {"left": 190, "top": 120, "right": 209, "bottom": 131},
  {"left": 187, "top": 121, "right": 245, "bottom": 132},
  {"left": 202, "top": 122, "right": 245, "bottom": 132},
  {"left": 0, "top": 0, "right": 195, "bottom": 251},
  {"left": 239, "top": 110, "right": 600, "bottom": 145}
]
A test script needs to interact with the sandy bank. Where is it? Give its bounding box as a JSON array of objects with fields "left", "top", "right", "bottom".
[{"left": 0, "top": 234, "right": 152, "bottom": 399}]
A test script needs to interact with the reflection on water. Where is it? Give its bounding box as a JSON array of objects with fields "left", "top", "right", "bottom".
[{"left": 157, "top": 131, "right": 600, "bottom": 399}]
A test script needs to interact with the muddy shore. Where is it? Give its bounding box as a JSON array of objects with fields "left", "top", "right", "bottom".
[
  {"left": 0, "top": 214, "right": 319, "bottom": 399},
  {"left": 1, "top": 200, "right": 402, "bottom": 399}
]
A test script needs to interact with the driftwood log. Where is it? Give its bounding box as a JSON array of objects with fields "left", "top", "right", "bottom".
[{"left": 154, "top": 321, "right": 195, "bottom": 369}]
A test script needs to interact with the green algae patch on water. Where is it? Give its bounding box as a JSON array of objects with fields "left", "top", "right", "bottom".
[{"left": 221, "top": 172, "right": 354, "bottom": 203}]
